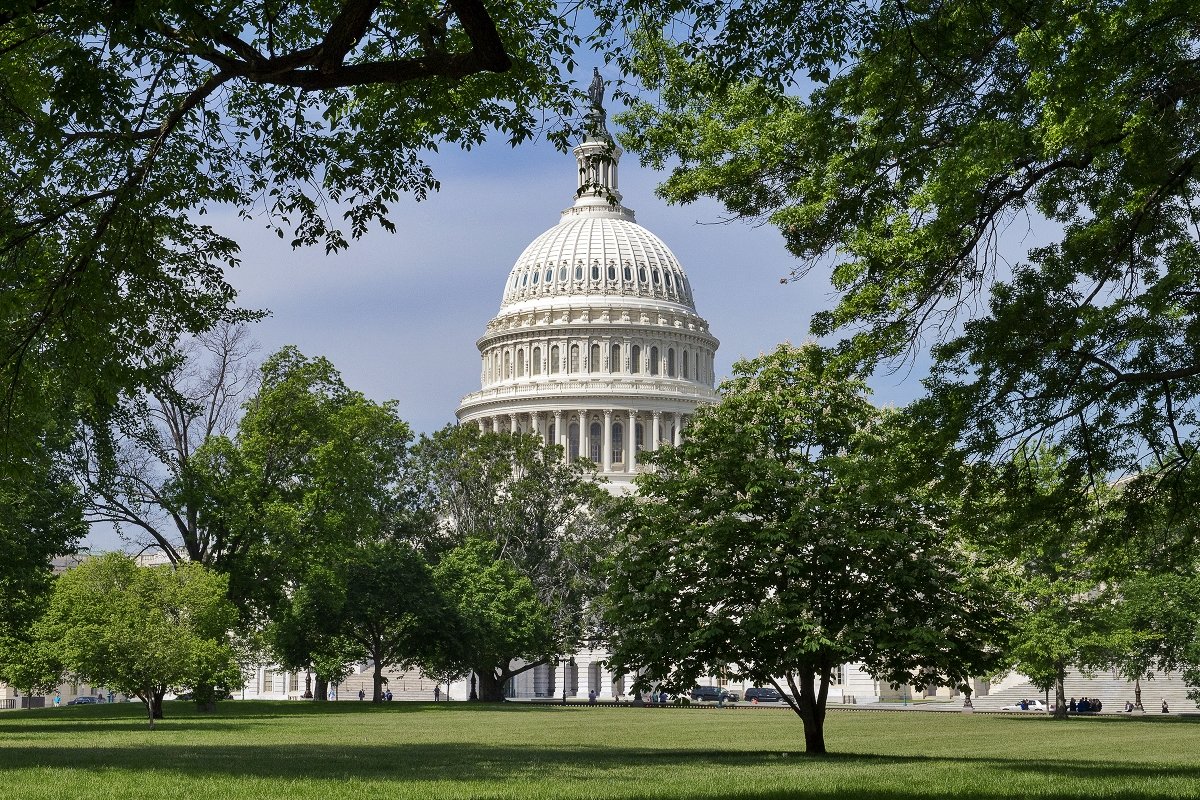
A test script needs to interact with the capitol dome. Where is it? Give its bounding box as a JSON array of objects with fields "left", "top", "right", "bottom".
[{"left": 457, "top": 99, "right": 719, "bottom": 489}]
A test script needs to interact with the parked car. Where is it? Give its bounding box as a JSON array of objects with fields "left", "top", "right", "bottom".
[
  {"left": 66, "top": 696, "right": 101, "bottom": 705},
  {"left": 743, "top": 687, "right": 781, "bottom": 703},
  {"left": 689, "top": 686, "right": 738, "bottom": 703},
  {"left": 1000, "top": 699, "right": 1047, "bottom": 712}
]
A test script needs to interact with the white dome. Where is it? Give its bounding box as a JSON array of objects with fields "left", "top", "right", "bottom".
[{"left": 501, "top": 215, "right": 696, "bottom": 310}]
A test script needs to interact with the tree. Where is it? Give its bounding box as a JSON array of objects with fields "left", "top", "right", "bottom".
[
  {"left": 0, "top": 0, "right": 585, "bottom": 541},
  {"left": 412, "top": 425, "right": 612, "bottom": 701},
  {"left": 603, "top": 343, "right": 1008, "bottom": 753},
  {"left": 199, "top": 347, "right": 425, "bottom": 699},
  {"left": 598, "top": 1, "right": 1200, "bottom": 479},
  {"left": 29, "top": 553, "right": 242, "bottom": 728},
  {"left": 0, "top": 450, "right": 87, "bottom": 687},
  {"left": 432, "top": 537, "right": 556, "bottom": 702},
  {"left": 76, "top": 322, "right": 260, "bottom": 566}
]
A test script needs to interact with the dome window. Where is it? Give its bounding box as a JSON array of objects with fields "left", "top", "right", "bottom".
[
  {"left": 612, "top": 422, "right": 624, "bottom": 464},
  {"left": 664, "top": 272, "right": 673, "bottom": 289},
  {"left": 607, "top": 264, "right": 616, "bottom": 281},
  {"left": 545, "top": 268, "right": 553, "bottom": 283},
  {"left": 667, "top": 348, "right": 676, "bottom": 377},
  {"left": 610, "top": 343, "right": 620, "bottom": 372},
  {"left": 590, "top": 344, "right": 600, "bottom": 373},
  {"left": 638, "top": 267, "right": 647, "bottom": 284},
  {"left": 683, "top": 350, "right": 690, "bottom": 379},
  {"left": 532, "top": 347, "right": 542, "bottom": 376},
  {"left": 559, "top": 266, "right": 568, "bottom": 282},
  {"left": 569, "top": 344, "right": 580, "bottom": 372},
  {"left": 649, "top": 346, "right": 660, "bottom": 376},
  {"left": 521, "top": 272, "right": 529, "bottom": 287},
  {"left": 591, "top": 264, "right": 600, "bottom": 281},
  {"left": 516, "top": 348, "right": 525, "bottom": 377},
  {"left": 630, "top": 345, "right": 641, "bottom": 374},
  {"left": 652, "top": 269, "right": 661, "bottom": 285},
  {"left": 532, "top": 271, "right": 540, "bottom": 285},
  {"left": 575, "top": 264, "right": 583, "bottom": 281},
  {"left": 589, "top": 422, "right": 602, "bottom": 461},
  {"left": 623, "top": 265, "right": 632, "bottom": 282},
  {"left": 550, "top": 346, "right": 560, "bottom": 374}
]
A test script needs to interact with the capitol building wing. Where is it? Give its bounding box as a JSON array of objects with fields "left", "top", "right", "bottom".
[{"left": 456, "top": 114, "right": 720, "bottom": 488}]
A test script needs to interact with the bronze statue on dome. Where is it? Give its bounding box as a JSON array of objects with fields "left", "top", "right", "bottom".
[{"left": 585, "top": 67, "right": 609, "bottom": 139}]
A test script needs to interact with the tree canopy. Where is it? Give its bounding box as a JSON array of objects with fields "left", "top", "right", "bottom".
[
  {"left": 412, "top": 425, "right": 612, "bottom": 701},
  {"left": 30, "top": 553, "right": 242, "bottom": 728},
  {"left": 600, "top": 1, "right": 1200, "bottom": 479},
  {"left": 604, "top": 343, "right": 1008, "bottom": 753}
]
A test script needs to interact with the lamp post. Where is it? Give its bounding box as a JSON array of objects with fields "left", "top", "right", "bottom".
[{"left": 562, "top": 656, "right": 575, "bottom": 705}]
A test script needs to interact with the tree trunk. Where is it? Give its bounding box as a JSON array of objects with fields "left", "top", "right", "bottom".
[
  {"left": 143, "top": 689, "right": 156, "bottom": 730},
  {"left": 314, "top": 675, "right": 329, "bottom": 702},
  {"left": 372, "top": 661, "right": 385, "bottom": 703},
  {"left": 1052, "top": 666, "right": 1068, "bottom": 720},
  {"left": 475, "top": 668, "right": 508, "bottom": 702},
  {"left": 152, "top": 690, "right": 165, "bottom": 720},
  {"left": 786, "top": 668, "right": 827, "bottom": 754}
]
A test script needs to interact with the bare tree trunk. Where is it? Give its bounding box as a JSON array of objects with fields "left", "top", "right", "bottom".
[
  {"left": 783, "top": 668, "right": 827, "bottom": 754},
  {"left": 314, "top": 675, "right": 329, "bottom": 702},
  {"left": 1053, "top": 666, "right": 1068, "bottom": 720},
  {"left": 152, "top": 690, "right": 165, "bottom": 720},
  {"left": 475, "top": 668, "right": 508, "bottom": 701},
  {"left": 372, "top": 661, "right": 385, "bottom": 702}
]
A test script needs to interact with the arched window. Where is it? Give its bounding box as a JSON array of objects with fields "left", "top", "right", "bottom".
[
  {"left": 590, "top": 344, "right": 600, "bottom": 373},
  {"left": 636, "top": 423, "right": 645, "bottom": 452},
  {"left": 667, "top": 348, "right": 676, "bottom": 377},
  {"left": 630, "top": 345, "right": 641, "bottom": 374},
  {"left": 559, "top": 265, "right": 568, "bottom": 282},
  {"left": 532, "top": 270, "right": 539, "bottom": 285},
  {"left": 545, "top": 268, "right": 553, "bottom": 283},
  {"left": 652, "top": 269, "right": 661, "bottom": 285},
  {"left": 612, "top": 422, "right": 624, "bottom": 464},
  {"left": 569, "top": 344, "right": 580, "bottom": 372},
  {"left": 504, "top": 351, "right": 512, "bottom": 378},
  {"left": 664, "top": 271, "right": 673, "bottom": 289},
  {"left": 607, "top": 264, "right": 616, "bottom": 281},
  {"left": 591, "top": 264, "right": 600, "bottom": 281},
  {"left": 589, "top": 422, "right": 602, "bottom": 462},
  {"left": 682, "top": 350, "right": 690, "bottom": 379},
  {"left": 623, "top": 265, "right": 632, "bottom": 282},
  {"left": 550, "top": 345, "right": 560, "bottom": 374},
  {"left": 532, "top": 346, "right": 542, "bottom": 376},
  {"left": 610, "top": 343, "right": 621, "bottom": 373},
  {"left": 574, "top": 264, "right": 583, "bottom": 280},
  {"left": 568, "top": 423, "right": 580, "bottom": 460},
  {"left": 516, "top": 349, "right": 525, "bottom": 377},
  {"left": 638, "top": 266, "right": 647, "bottom": 284},
  {"left": 649, "top": 346, "right": 659, "bottom": 376}
]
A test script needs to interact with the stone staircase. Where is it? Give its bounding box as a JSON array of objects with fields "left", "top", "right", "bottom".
[
  {"left": 970, "top": 668, "right": 1196, "bottom": 713},
  {"left": 332, "top": 667, "right": 443, "bottom": 702}
]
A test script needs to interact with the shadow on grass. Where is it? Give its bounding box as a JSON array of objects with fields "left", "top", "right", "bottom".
[{"left": 0, "top": 739, "right": 1196, "bottom": 799}]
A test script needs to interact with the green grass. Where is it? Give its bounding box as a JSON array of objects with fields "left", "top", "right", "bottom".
[{"left": 1, "top": 701, "right": 1198, "bottom": 799}]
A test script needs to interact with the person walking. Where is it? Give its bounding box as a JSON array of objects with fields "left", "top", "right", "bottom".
[
  {"left": 358, "top": 688, "right": 365, "bottom": 701},
  {"left": 434, "top": 685, "right": 441, "bottom": 702}
]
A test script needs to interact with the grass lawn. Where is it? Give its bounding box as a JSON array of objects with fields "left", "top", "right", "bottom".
[{"left": 0, "top": 701, "right": 1197, "bottom": 799}]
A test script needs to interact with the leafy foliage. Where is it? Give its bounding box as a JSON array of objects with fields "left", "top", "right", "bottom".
[
  {"left": 29, "top": 553, "right": 242, "bottom": 727},
  {"left": 412, "top": 425, "right": 612, "bottom": 700},
  {"left": 599, "top": 1, "right": 1200, "bottom": 479},
  {"left": 604, "top": 343, "right": 1008, "bottom": 753}
]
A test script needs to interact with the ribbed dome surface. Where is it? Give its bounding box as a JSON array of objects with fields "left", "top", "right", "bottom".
[{"left": 501, "top": 215, "right": 695, "bottom": 310}]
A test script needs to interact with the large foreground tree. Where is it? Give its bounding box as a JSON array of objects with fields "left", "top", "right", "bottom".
[
  {"left": 600, "top": 1, "right": 1200, "bottom": 479},
  {"left": 604, "top": 344, "right": 1008, "bottom": 753}
]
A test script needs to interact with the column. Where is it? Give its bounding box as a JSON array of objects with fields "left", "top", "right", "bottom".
[
  {"left": 673, "top": 413, "right": 682, "bottom": 447},
  {"left": 627, "top": 410, "right": 637, "bottom": 471},
  {"left": 532, "top": 412, "right": 544, "bottom": 445},
  {"left": 509, "top": 413, "right": 518, "bottom": 434},
  {"left": 476, "top": 419, "right": 485, "bottom": 433},
  {"left": 602, "top": 409, "right": 613, "bottom": 472},
  {"left": 577, "top": 409, "right": 587, "bottom": 463},
  {"left": 599, "top": 662, "right": 615, "bottom": 699},
  {"left": 652, "top": 411, "right": 661, "bottom": 451},
  {"left": 555, "top": 411, "right": 565, "bottom": 452}
]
